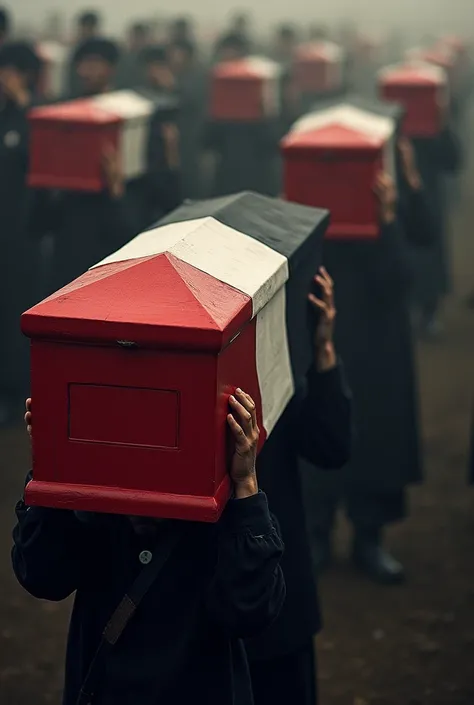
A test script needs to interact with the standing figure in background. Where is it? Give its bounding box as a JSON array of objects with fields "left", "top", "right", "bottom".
[
  {"left": 410, "top": 127, "right": 461, "bottom": 339},
  {"left": 64, "top": 10, "right": 102, "bottom": 98},
  {"left": 169, "top": 16, "right": 195, "bottom": 46},
  {"left": 0, "top": 42, "right": 42, "bottom": 425},
  {"left": 0, "top": 6, "right": 11, "bottom": 46},
  {"left": 116, "top": 22, "right": 152, "bottom": 90},
  {"left": 306, "top": 144, "right": 434, "bottom": 584},
  {"left": 168, "top": 39, "right": 207, "bottom": 199}
]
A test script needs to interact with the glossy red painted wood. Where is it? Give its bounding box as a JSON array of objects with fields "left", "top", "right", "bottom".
[{"left": 281, "top": 129, "right": 384, "bottom": 240}]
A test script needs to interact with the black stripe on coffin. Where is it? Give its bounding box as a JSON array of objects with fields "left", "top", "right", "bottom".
[{"left": 154, "top": 191, "right": 330, "bottom": 390}]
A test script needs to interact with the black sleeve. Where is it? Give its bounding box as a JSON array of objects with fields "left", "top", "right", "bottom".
[
  {"left": 368, "top": 220, "right": 413, "bottom": 297},
  {"left": 295, "top": 363, "right": 352, "bottom": 469},
  {"left": 437, "top": 127, "right": 463, "bottom": 174},
  {"left": 11, "top": 473, "right": 89, "bottom": 601},
  {"left": 398, "top": 187, "right": 435, "bottom": 248},
  {"left": 206, "top": 492, "right": 285, "bottom": 638},
  {"left": 100, "top": 190, "right": 142, "bottom": 249}
]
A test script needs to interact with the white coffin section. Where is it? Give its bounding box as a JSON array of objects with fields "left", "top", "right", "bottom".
[
  {"left": 378, "top": 61, "right": 447, "bottom": 85},
  {"left": 256, "top": 286, "right": 294, "bottom": 436},
  {"left": 93, "top": 91, "right": 155, "bottom": 181},
  {"left": 92, "top": 216, "right": 289, "bottom": 318}
]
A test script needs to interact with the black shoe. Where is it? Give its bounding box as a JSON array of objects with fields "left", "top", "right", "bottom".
[
  {"left": 352, "top": 533, "right": 405, "bottom": 585},
  {"left": 311, "top": 533, "right": 332, "bottom": 575}
]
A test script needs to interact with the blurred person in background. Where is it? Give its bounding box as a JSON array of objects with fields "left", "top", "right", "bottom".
[
  {"left": 140, "top": 45, "right": 176, "bottom": 96},
  {"left": 0, "top": 6, "right": 11, "bottom": 46},
  {"left": 116, "top": 21, "right": 152, "bottom": 90},
  {"left": 169, "top": 16, "right": 195, "bottom": 46},
  {"left": 64, "top": 10, "right": 102, "bottom": 97},
  {"left": 271, "top": 23, "right": 298, "bottom": 64},
  {"left": 168, "top": 38, "right": 207, "bottom": 199},
  {"left": 305, "top": 143, "right": 433, "bottom": 585},
  {"left": 0, "top": 41, "right": 42, "bottom": 425},
  {"left": 72, "top": 37, "right": 120, "bottom": 98},
  {"left": 213, "top": 28, "right": 250, "bottom": 63}
]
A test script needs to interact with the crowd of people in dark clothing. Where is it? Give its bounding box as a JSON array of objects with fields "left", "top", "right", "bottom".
[{"left": 2, "top": 4, "right": 473, "bottom": 704}]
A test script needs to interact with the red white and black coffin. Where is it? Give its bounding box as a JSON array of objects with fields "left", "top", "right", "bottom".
[
  {"left": 22, "top": 192, "right": 329, "bottom": 522},
  {"left": 28, "top": 90, "right": 178, "bottom": 192},
  {"left": 378, "top": 62, "right": 449, "bottom": 137},
  {"left": 210, "top": 56, "right": 282, "bottom": 121},
  {"left": 35, "top": 40, "right": 67, "bottom": 100},
  {"left": 293, "top": 41, "right": 344, "bottom": 94},
  {"left": 281, "top": 102, "right": 396, "bottom": 239}
]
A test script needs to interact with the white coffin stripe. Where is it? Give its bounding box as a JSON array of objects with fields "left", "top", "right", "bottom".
[
  {"left": 92, "top": 90, "right": 155, "bottom": 119},
  {"left": 256, "top": 287, "right": 294, "bottom": 436},
  {"left": 92, "top": 91, "right": 154, "bottom": 182},
  {"left": 290, "top": 104, "right": 394, "bottom": 143},
  {"left": 91, "top": 217, "right": 289, "bottom": 318}
]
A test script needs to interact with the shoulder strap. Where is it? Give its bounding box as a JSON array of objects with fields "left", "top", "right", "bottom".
[{"left": 76, "top": 523, "right": 187, "bottom": 705}]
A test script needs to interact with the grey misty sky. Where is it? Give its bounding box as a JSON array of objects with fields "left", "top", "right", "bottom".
[{"left": 11, "top": 0, "right": 474, "bottom": 38}]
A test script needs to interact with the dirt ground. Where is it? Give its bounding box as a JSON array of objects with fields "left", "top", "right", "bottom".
[{"left": 1, "top": 151, "right": 474, "bottom": 705}]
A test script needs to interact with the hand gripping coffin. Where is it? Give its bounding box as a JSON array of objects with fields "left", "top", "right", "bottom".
[
  {"left": 281, "top": 98, "right": 400, "bottom": 239},
  {"left": 21, "top": 192, "right": 329, "bottom": 522},
  {"left": 28, "top": 89, "right": 179, "bottom": 192}
]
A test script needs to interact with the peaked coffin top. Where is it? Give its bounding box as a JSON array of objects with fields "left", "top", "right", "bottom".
[
  {"left": 378, "top": 61, "right": 447, "bottom": 87},
  {"left": 212, "top": 55, "right": 282, "bottom": 79},
  {"left": 282, "top": 103, "right": 395, "bottom": 149},
  {"left": 28, "top": 89, "right": 179, "bottom": 125},
  {"left": 22, "top": 192, "right": 329, "bottom": 351}
]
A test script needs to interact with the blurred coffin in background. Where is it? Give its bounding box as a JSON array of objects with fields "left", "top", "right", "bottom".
[
  {"left": 281, "top": 97, "right": 401, "bottom": 239},
  {"left": 378, "top": 62, "right": 449, "bottom": 138},
  {"left": 21, "top": 192, "right": 329, "bottom": 522},
  {"left": 28, "top": 89, "right": 179, "bottom": 192}
]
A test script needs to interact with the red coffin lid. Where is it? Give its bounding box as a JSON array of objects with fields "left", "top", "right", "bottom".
[
  {"left": 378, "top": 62, "right": 447, "bottom": 88},
  {"left": 212, "top": 55, "right": 281, "bottom": 81},
  {"left": 29, "top": 99, "right": 121, "bottom": 126},
  {"left": 22, "top": 216, "right": 289, "bottom": 353}
]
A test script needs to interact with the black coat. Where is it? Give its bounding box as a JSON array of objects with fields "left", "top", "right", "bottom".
[
  {"left": 246, "top": 363, "right": 352, "bottom": 661},
  {"left": 321, "top": 190, "right": 432, "bottom": 494},
  {"left": 410, "top": 129, "right": 462, "bottom": 307},
  {"left": 12, "top": 488, "right": 285, "bottom": 705},
  {"left": 0, "top": 99, "right": 43, "bottom": 399},
  {"left": 205, "top": 120, "right": 281, "bottom": 198}
]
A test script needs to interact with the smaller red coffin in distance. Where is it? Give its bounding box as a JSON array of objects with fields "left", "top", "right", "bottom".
[
  {"left": 28, "top": 90, "right": 178, "bottom": 192},
  {"left": 378, "top": 62, "right": 449, "bottom": 138},
  {"left": 22, "top": 192, "right": 329, "bottom": 523},
  {"left": 281, "top": 102, "right": 396, "bottom": 240},
  {"left": 293, "top": 41, "right": 344, "bottom": 95},
  {"left": 210, "top": 56, "right": 282, "bottom": 121}
]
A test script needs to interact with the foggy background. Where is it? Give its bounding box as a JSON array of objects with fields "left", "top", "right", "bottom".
[{"left": 10, "top": 0, "right": 474, "bottom": 40}]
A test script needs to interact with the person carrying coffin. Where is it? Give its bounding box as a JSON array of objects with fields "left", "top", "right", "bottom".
[{"left": 12, "top": 392, "right": 285, "bottom": 705}]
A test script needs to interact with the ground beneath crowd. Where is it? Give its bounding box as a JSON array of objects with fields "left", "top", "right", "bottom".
[{"left": 1, "top": 158, "right": 474, "bottom": 705}]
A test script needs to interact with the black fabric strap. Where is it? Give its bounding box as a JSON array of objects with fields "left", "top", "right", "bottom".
[{"left": 76, "top": 523, "right": 187, "bottom": 705}]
